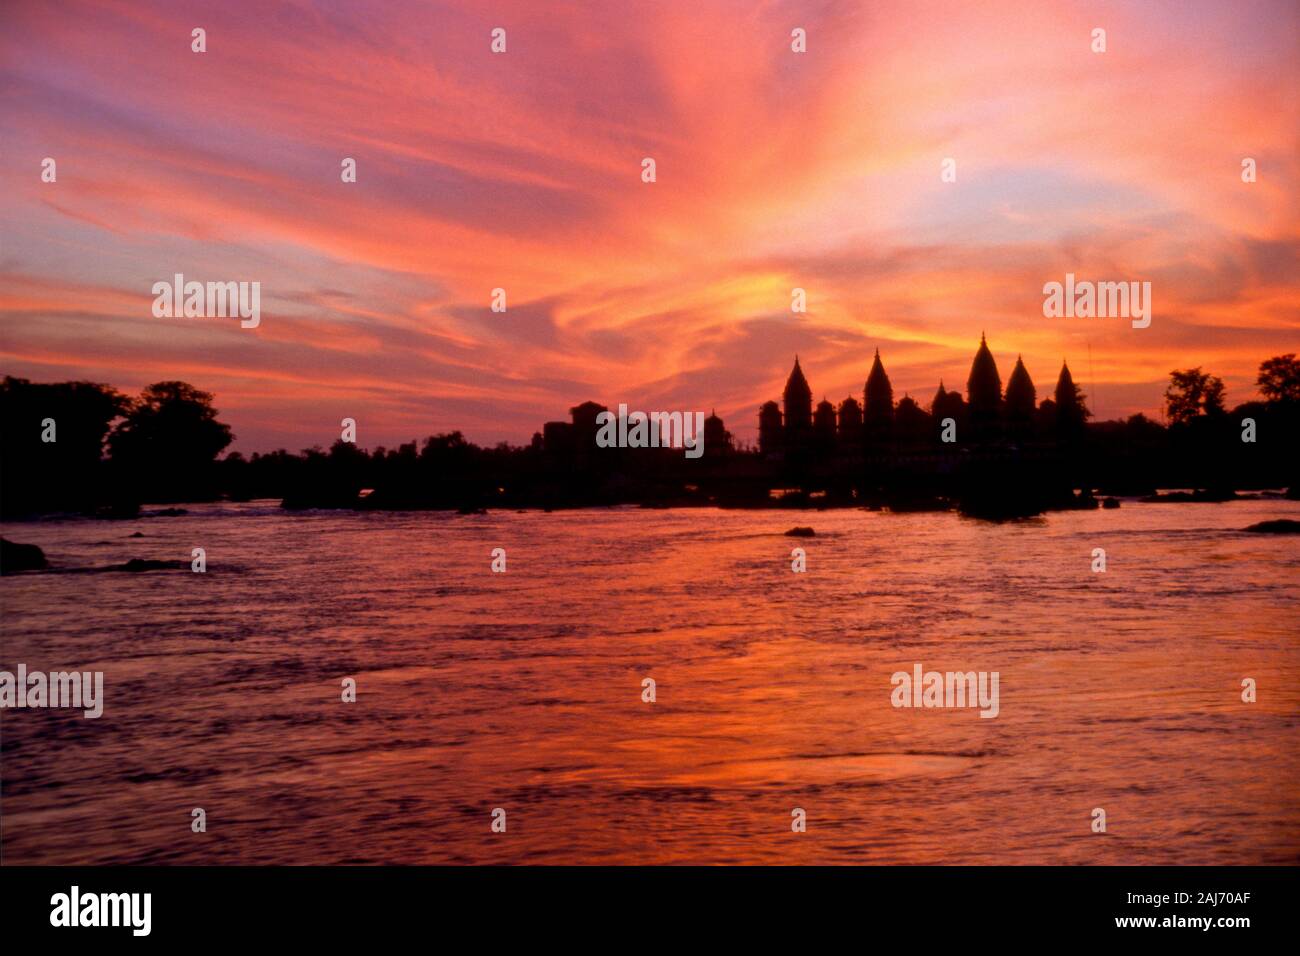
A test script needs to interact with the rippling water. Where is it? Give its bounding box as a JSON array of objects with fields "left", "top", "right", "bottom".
[{"left": 2, "top": 500, "right": 1298, "bottom": 864}]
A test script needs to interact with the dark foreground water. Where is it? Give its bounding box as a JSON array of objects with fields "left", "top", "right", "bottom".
[{"left": 2, "top": 500, "right": 1298, "bottom": 864}]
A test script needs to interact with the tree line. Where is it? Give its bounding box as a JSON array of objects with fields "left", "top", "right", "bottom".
[{"left": 1, "top": 354, "right": 1296, "bottom": 517}]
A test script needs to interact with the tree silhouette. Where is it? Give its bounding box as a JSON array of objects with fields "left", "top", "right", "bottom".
[
  {"left": 1165, "top": 368, "right": 1225, "bottom": 425},
  {"left": 0, "top": 377, "right": 128, "bottom": 516},
  {"left": 1257, "top": 354, "right": 1300, "bottom": 405},
  {"left": 108, "top": 382, "right": 233, "bottom": 502}
]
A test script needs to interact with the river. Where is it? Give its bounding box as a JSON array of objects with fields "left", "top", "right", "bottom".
[{"left": 2, "top": 499, "right": 1297, "bottom": 863}]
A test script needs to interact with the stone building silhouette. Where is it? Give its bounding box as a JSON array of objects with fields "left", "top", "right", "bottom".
[
  {"left": 743, "top": 337, "right": 1078, "bottom": 458},
  {"left": 931, "top": 380, "right": 966, "bottom": 438},
  {"left": 1004, "top": 356, "right": 1036, "bottom": 435},
  {"left": 703, "top": 410, "right": 732, "bottom": 456},
  {"left": 543, "top": 400, "right": 608, "bottom": 456},
  {"left": 967, "top": 333, "right": 1002, "bottom": 437},
  {"left": 1053, "top": 360, "right": 1088, "bottom": 436},
  {"left": 570, "top": 400, "right": 608, "bottom": 448},
  {"left": 758, "top": 400, "right": 783, "bottom": 456},
  {"left": 540, "top": 336, "right": 1083, "bottom": 468},
  {"left": 837, "top": 396, "right": 863, "bottom": 449},
  {"left": 864, "top": 348, "right": 894, "bottom": 442},
  {"left": 782, "top": 357, "right": 813, "bottom": 453},
  {"left": 813, "top": 397, "right": 837, "bottom": 455}
]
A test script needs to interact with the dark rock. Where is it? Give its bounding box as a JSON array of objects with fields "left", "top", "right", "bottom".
[
  {"left": 0, "top": 538, "right": 49, "bottom": 574},
  {"left": 1141, "top": 489, "right": 1240, "bottom": 503},
  {"left": 885, "top": 496, "right": 952, "bottom": 513},
  {"left": 112, "top": 558, "right": 190, "bottom": 572},
  {"left": 958, "top": 491, "right": 1046, "bottom": 520},
  {"left": 128, "top": 531, "right": 145, "bottom": 538},
  {"left": 1101, "top": 498, "right": 1121, "bottom": 509},
  {"left": 784, "top": 526, "right": 816, "bottom": 537},
  {"left": 1242, "top": 520, "right": 1300, "bottom": 534}
]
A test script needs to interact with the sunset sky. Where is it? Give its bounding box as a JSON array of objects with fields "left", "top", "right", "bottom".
[{"left": 2, "top": 0, "right": 1297, "bottom": 452}]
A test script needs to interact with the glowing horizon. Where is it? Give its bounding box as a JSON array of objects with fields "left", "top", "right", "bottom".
[{"left": 2, "top": 0, "right": 1297, "bottom": 452}]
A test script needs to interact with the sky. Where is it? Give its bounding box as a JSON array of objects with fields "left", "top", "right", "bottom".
[{"left": 1, "top": 0, "right": 1297, "bottom": 452}]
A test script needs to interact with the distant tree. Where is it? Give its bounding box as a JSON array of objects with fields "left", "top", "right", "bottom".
[
  {"left": 1123, "top": 413, "right": 1165, "bottom": 439},
  {"left": 420, "top": 431, "right": 472, "bottom": 464},
  {"left": 1164, "top": 368, "right": 1225, "bottom": 425},
  {"left": 0, "top": 377, "right": 129, "bottom": 515},
  {"left": 108, "top": 381, "right": 233, "bottom": 501},
  {"left": 1257, "top": 354, "right": 1300, "bottom": 405}
]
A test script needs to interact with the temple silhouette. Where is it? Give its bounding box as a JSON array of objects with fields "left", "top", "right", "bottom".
[
  {"left": 266, "top": 333, "right": 1279, "bottom": 518},
  {"left": 474, "top": 336, "right": 1122, "bottom": 516},
  {"left": 748, "top": 335, "right": 1086, "bottom": 461}
]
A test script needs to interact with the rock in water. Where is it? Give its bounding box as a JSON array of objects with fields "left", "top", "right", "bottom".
[
  {"left": 1242, "top": 519, "right": 1300, "bottom": 534},
  {"left": 784, "top": 526, "right": 816, "bottom": 537},
  {"left": 0, "top": 538, "right": 49, "bottom": 573},
  {"left": 113, "top": 558, "right": 190, "bottom": 572}
]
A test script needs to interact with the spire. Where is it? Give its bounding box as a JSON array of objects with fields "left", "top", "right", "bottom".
[
  {"left": 1054, "top": 359, "right": 1088, "bottom": 431},
  {"left": 864, "top": 349, "right": 894, "bottom": 424},
  {"left": 785, "top": 358, "right": 806, "bottom": 403},
  {"left": 783, "top": 355, "right": 813, "bottom": 433},
  {"left": 1005, "top": 354, "right": 1036, "bottom": 421},
  {"left": 1055, "top": 360, "right": 1076, "bottom": 398},
  {"left": 967, "top": 334, "right": 1002, "bottom": 414}
]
